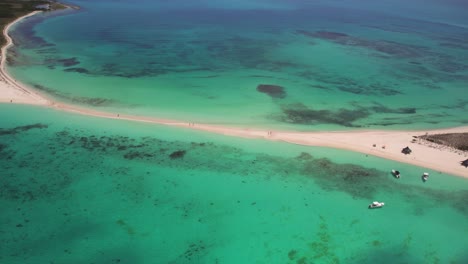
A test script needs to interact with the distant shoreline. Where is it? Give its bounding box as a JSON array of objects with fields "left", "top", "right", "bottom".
[{"left": 0, "top": 10, "right": 467, "bottom": 178}]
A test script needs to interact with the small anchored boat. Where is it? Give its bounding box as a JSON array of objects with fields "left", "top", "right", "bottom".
[
  {"left": 391, "top": 169, "right": 401, "bottom": 179},
  {"left": 422, "top": 172, "right": 429, "bottom": 182},
  {"left": 368, "top": 201, "right": 385, "bottom": 209}
]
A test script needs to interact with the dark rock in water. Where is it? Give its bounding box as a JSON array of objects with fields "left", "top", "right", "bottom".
[
  {"left": 169, "top": 150, "right": 186, "bottom": 159},
  {"left": 257, "top": 84, "right": 286, "bottom": 99}
]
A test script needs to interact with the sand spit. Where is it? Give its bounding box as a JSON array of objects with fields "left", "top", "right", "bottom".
[{"left": 1, "top": 11, "right": 467, "bottom": 178}]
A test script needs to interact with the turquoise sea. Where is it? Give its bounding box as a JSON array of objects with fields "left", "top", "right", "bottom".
[
  {"left": 1, "top": 104, "right": 468, "bottom": 263},
  {"left": 2, "top": 0, "right": 468, "bottom": 263},
  {"left": 6, "top": 0, "right": 468, "bottom": 130}
]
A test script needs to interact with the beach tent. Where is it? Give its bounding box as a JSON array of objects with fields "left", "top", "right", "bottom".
[
  {"left": 462, "top": 159, "right": 468, "bottom": 168},
  {"left": 401, "top": 146, "right": 412, "bottom": 155}
]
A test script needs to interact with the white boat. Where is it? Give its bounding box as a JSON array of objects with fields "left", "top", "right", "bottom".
[
  {"left": 391, "top": 169, "right": 401, "bottom": 179},
  {"left": 422, "top": 172, "right": 429, "bottom": 182},
  {"left": 368, "top": 201, "right": 385, "bottom": 209}
]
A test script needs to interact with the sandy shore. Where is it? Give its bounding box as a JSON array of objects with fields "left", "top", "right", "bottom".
[
  {"left": 0, "top": 11, "right": 50, "bottom": 105},
  {"left": 1, "top": 12, "right": 467, "bottom": 178}
]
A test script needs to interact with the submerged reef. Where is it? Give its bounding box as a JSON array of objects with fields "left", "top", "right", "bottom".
[
  {"left": 0, "top": 123, "right": 48, "bottom": 135},
  {"left": 287, "top": 215, "right": 340, "bottom": 263},
  {"left": 1, "top": 125, "right": 467, "bottom": 215},
  {"left": 257, "top": 84, "right": 287, "bottom": 99},
  {"left": 278, "top": 103, "right": 369, "bottom": 127},
  {"left": 297, "top": 29, "right": 468, "bottom": 83},
  {"left": 64, "top": 67, "right": 91, "bottom": 74},
  {"left": 297, "top": 70, "right": 402, "bottom": 97},
  {"left": 297, "top": 30, "right": 426, "bottom": 59},
  {"left": 169, "top": 150, "right": 187, "bottom": 159},
  {"left": 45, "top": 57, "right": 80, "bottom": 68},
  {"left": 1, "top": 123, "right": 468, "bottom": 264}
]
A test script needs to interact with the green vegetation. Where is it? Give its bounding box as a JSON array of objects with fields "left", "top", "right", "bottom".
[{"left": 0, "top": 0, "right": 67, "bottom": 46}]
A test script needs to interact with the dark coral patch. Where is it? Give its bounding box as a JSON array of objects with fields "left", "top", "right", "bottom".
[
  {"left": 297, "top": 30, "right": 348, "bottom": 40},
  {"left": 279, "top": 104, "right": 368, "bottom": 127},
  {"left": 299, "top": 30, "right": 424, "bottom": 59},
  {"left": 299, "top": 71, "right": 401, "bottom": 96},
  {"left": 288, "top": 249, "right": 298, "bottom": 260},
  {"left": 337, "top": 84, "right": 401, "bottom": 96},
  {"left": 169, "top": 150, "right": 186, "bottom": 159},
  {"left": 371, "top": 105, "right": 416, "bottom": 114},
  {"left": 179, "top": 241, "right": 207, "bottom": 262},
  {"left": 64, "top": 67, "right": 91, "bottom": 74},
  {"left": 257, "top": 84, "right": 287, "bottom": 99},
  {"left": 58, "top": 57, "right": 80, "bottom": 67},
  {"left": 0, "top": 143, "right": 15, "bottom": 160},
  {"left": 45, "top": 57, "right": 80, "bottom": 67},
  {"left": 0, "top": 123, "right": 48, "bottom": 136},
  {"left": 123, "top": 151, "right": 154, "bottom": 160}
]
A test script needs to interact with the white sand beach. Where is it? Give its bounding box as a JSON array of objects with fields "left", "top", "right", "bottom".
[
  {"left": 1, "top": 11, "right": 467, "bottom": 178},
  {"left": 0, "top": 11, "right": 49, "bottom": 105}
]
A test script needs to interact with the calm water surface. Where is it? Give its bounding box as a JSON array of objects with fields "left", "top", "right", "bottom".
[
  {"left": 2, "top": 0, "right": 468, "bottom": 263},
  {"left": 6, "top": 0, "right": 468, "bottom": 130},
  {"left": 1, "top": 104, "right": 467, "bottom": 263}
]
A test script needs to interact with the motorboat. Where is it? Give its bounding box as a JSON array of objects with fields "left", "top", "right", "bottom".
[
  {"left": 391, "top": 169, "right": 401, "bottom": 179},
  {"left": 368, "top": 201, "right": 385, "bottom": 209},
  {"left": 422, "top": 172, "right": 429, "bottom": 182}
]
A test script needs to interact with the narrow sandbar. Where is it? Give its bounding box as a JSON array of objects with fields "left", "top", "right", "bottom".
[{"left": 1, "top": 11, "right": 467, "bottom": 178}]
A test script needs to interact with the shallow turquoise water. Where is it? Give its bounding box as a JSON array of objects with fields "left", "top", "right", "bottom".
[
  {"left": 6, "top": 0, "right": 468, "bottom": 130},
  {"left": 1, "top": 104, "right": 467, "bottom": 263},
  {"left": 2, "top": 0, "right": 468, "bottom": 263}
]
